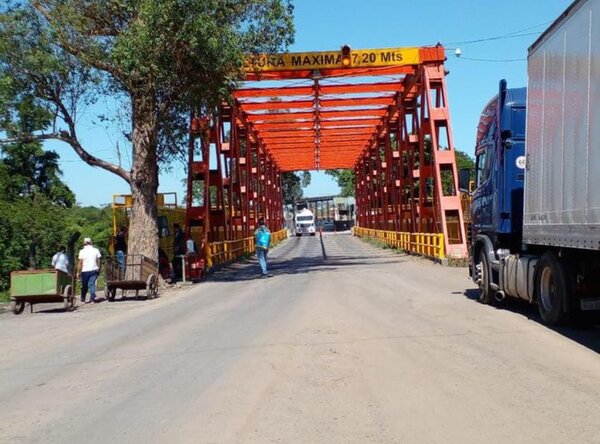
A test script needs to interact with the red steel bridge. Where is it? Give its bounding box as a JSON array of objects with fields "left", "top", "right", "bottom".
[{"left": 184, "top": 44, "right": 467, "bottom": 271}]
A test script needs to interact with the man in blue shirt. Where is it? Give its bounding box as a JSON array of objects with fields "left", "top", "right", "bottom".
[{"left": 254, "top": 218, "right": 273, "bottom": 278}]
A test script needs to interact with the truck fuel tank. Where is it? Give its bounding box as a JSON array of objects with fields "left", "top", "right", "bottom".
[{"left": 501, "top": 255, "right": 538, "bottom": 302}]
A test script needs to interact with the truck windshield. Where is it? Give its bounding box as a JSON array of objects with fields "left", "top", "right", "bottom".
[{"left": 297, "top": 216, "right": 313, "bottom": 222}]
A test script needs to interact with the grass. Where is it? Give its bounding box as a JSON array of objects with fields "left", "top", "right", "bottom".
[
  {"left": 360, "top": 235, "right": 406, "bottom": 254},
  {"left": 448, "top": 257, "right": 470, "bottom": 268},
  {"left": 0, "top": 290, "right": 10, "bottom": 303}
]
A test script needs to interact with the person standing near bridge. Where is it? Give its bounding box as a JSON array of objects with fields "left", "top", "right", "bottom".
[
  {"left": 255, "top": 218, "right": 273, "bottom": 278},
  {"left": 172, "top": 223, "right": 185, "bottom": 281},
  {"left": 77, "top": 237, "right": 101, "bottom": 304},
  {"left": 115, "top": 226, "right": 127, "bottom": 275},
  {"left": 51, "top": 246, "right": 69, "bottom": 274}
]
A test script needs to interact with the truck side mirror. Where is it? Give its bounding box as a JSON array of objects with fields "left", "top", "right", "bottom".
[
  {"left": 500, "top": 129, "right": 512, "bottom": 140},
  {"left": 458, "top": 168, "right": 471, "bottom": 193}
]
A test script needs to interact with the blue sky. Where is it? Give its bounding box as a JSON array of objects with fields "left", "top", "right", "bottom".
[{"left": 52, "top": 0, "right": 573, "bottom": 206}]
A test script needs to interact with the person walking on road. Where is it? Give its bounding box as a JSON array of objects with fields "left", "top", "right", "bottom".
[
  {"left": 254, "top": 218, "right": 273, "bottom": 278},
  {"left": 77, "top": 237, "right": 102, "bottom": 303},
  {"left": 172, "top": 223, "right": 185, "bottom": 281},
  {"left": 51, "top": 246, "right": 69, "bottom": 274}
]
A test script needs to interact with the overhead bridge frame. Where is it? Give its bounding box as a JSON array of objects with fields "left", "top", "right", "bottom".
[{"left": 184, "top": 45, "right": 467, "bottom": 273}]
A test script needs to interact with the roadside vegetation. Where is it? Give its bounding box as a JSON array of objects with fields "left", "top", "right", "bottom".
[
  {"left": 0, "top": 143, "right": 112, "bottom": 299},
  {"left": 0, "top": 0, "right": 295, "bottom": 263}
]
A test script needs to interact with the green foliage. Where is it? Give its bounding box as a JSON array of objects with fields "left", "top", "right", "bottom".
[
  {"left": 0, "top": 194, "right": 67, "bottom": 290},
  {"left": 442, "top": 150, "right": 474, "bottom": 196},
  {"left": 0, "top": 143, "right": 75, "bottom": 207},
  {"left": 455, "top": 150, "right": 475, "bottom": 170},
  {"left": 65, "top": 205, "right": 113, "bottom": 256},
  {"left": 0, "top": 0, "right": 295, "bottom": 167},
  {"left": 0, "top": 142, "right": 109, "bottom": 291},
  {"left": 0, "top": 197, "right": 112, "bottom": 292},
  {"left": 0, "top": 106, "right": 78, "bottom": 290},
  {"left": 326, "top": 169, "right": 355, "bottom": 197},
  {"left": 282, "top": 171, "right": 311, "bottom": 204},
  {"left": 0, "top": 0, "right": 295, "bottom": 260}
]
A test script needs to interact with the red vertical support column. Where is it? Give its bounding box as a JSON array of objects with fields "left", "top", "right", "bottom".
[
  {"left": 368, "top": 145, "right": 378, "bottom": 229},
  {"left": 398, "top": 103, "right": 419, "bottom": 233},
  {"left": 186, "top": 113, "right": 211, "bottom": 273},
  {"left": 248, "top": 140, "right": 259, "bottom": 232},
  {"left": 421, "top": 64, "right": 467, "bottom": 258},
  {"left": 219, "top": 106, "right": 233, "bottom": 242},
  {"left": 386, "top": 120, "right": 402, "bottom": 232},
  {"left": 416, "top": 69, "right": 436, "bottom": 236},
  {"left": 228, "top": 111, "right": 245, "bottom": 240},
  {"left": 374, "top": 136, "right": 388, "bottom": 230},
  {"left": 207, "top": 116, "right": 227, "bottom": 242},
  {"left": 361, "top": 155, "right": 371, "bottom": 228},
  {"left": 354, "top": 162, "right": 365, "bottom": 226},
  {"left": 256, "top": 145, "right": 265, "bottom": 221},
  {"left": 241, "top": 128, "right": 252, "bottom": 238}
]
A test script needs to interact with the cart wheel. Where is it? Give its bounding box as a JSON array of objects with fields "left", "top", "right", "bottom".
[
  {"left": 105, "top": 284, "right": 116, "bottom": 302},
  {"left": 146, "top": 274, "right": 158, "bottom": 299},
  {"left": 63, "top": 285, "right": 74, "bottom": 312},
  {"left": 11, "top": 299, "right": 25, "bottom": 315}
]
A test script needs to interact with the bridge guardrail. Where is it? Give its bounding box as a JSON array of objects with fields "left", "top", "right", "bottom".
[
  {"left": 353, "top": 227, "right": 445, "bottom": 260},
  {"left": 207, "top": 228, "right": 288, "bottom": 268}
]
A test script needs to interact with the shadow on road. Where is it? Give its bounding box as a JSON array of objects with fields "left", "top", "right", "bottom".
[
  {"left": 207, "top": 234, "right": 408, "bottom": 283},
  {"left": 208, "top": 255, "right": 406, "bottom": 283},
  {"left": 462, "top": 288, "right": 600, "bottom": 354}
]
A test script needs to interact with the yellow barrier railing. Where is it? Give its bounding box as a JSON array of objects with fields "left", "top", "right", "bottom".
[
  {"left": 207, "top": 229, "right": 288, "bottom": 268},
  {"left": 353, "top": 227, "right": 445, "bottom": 260}
]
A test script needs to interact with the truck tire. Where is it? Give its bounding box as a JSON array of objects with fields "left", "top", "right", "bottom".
[
  {"left": 536, "top": 252, "right": 571, "bottom": 326},
  {"left": 476, "top": 250, "right": 494, "bottom": 304}
]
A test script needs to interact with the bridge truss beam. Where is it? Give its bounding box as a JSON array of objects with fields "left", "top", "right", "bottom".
[{"left": 184, "top": 45, "right": 467, "bottom": 272}]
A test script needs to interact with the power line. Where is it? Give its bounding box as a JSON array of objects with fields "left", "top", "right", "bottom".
[
  {"left": 445, "top": 20, "right": 552, "bottom": 46},
  {"left": 456, "top": 56, "right": 526, "bottom": 63}
]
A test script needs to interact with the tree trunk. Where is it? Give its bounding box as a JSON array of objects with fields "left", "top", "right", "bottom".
[
  {"left": 28, "top": 243, "right": 37, "bottom": 269},
  {"left": 128, "top": 93, "right": 159, "bottom": 264}
]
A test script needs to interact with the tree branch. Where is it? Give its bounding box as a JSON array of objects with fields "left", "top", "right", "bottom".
[
  {"left": 31, "top": 2, "right": 125, "bottom": 79},
  {"left": 0, "top": 133, "right": 131, "bottom": 183}
]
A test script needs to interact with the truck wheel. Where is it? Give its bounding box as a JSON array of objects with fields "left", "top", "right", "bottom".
[
  {"left": 536, "top": 252, "right": 571, "bottom": 326},
  {"left": 476, "top": 250, "right": 494, "bottom": 304}
]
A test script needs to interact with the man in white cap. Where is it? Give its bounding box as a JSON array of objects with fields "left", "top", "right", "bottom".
[{"left": 77, "top": 237, "right": 102, "bottom": 303}]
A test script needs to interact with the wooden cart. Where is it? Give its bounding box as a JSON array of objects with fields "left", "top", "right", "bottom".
[
  {"left": 9, "top": 269, "right": 76, "bottom": 315},
  {"left": 104, "top": 254, "right": 159, "bottom": 301}
]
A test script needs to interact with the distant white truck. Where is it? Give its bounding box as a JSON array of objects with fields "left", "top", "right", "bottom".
[{"left": 295, "top": 208, "right": 316, "bottom": 236}]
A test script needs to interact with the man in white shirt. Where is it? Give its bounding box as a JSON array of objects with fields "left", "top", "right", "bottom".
[
  {"left": 51, "top": 246, "right": 69, "bottom": 274},
  {"left": 77, "top": 237, "right": 102, "bottom": 304}
]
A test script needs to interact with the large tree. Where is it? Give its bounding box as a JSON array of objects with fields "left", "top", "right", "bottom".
[
  {"left": 0, "top": 0, "right": 294, "bottom": 261},
  {"left": 282, "top": 171, "right": 310, "bottom": 205},
  {"left": 326, "top": 169, "right": 355, "bottom": 197}
]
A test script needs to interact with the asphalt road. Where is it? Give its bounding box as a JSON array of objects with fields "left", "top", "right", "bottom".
[{"left": 1, "top": 233, "right": 599, "bottom": 443}]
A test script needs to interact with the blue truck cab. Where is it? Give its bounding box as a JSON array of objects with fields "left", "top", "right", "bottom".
[
  {"left": 467, "top": 80, "right": 527, "bottom": 303},
  {"left": 472, "top": 80, "right": 526, "bottom": 251}
]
